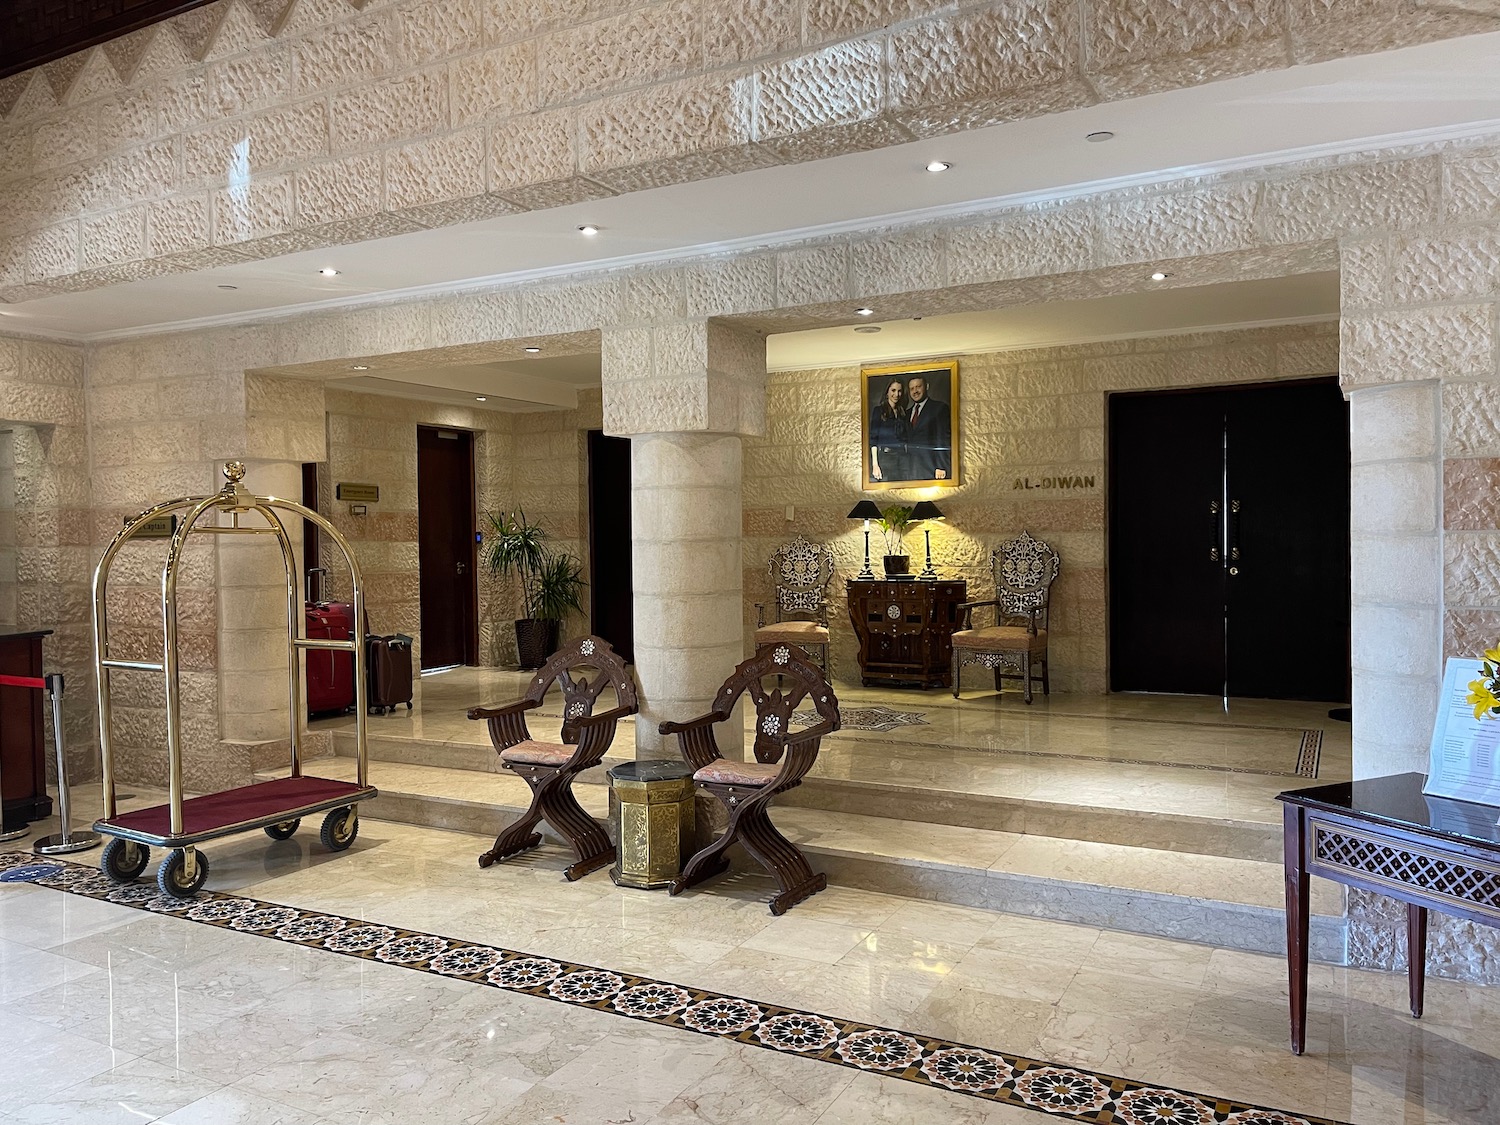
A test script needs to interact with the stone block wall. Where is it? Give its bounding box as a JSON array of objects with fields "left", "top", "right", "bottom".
[
  {"left": 2, "top": 0, "right": 1497, "bottom": 302},
  {"left": 744, "top": 322, "right": 1338, "bottom": 690}
]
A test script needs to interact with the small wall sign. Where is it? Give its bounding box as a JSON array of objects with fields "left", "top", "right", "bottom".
[
  {"left": 335, "top": 482, "right": 380, "bottom": 503},
  {"left": 1012, "top": 475, "right": 1096, "bottom": 491},
  {"left": 125, "top": 514, "right": 177, "bottom": 538}
]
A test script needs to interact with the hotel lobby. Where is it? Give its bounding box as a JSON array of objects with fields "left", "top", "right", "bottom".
[{"left": 3, "top": 2, "right": 1500, "bottom": 1122}]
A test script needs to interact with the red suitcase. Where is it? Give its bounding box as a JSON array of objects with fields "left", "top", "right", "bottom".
[{"left": 306, "top": 602, "right": 355, "bottom": 716}]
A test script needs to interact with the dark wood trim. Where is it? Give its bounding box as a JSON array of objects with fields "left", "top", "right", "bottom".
[{"left": 1, "top": 1, "right": 220, "bottom": 82}]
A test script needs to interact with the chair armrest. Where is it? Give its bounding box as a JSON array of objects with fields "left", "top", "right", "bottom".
[
  {"left": 658, "top": 711, "right": 721, "bottom": 737},
  {"left": 955, "top": 598, "right": 997, "bottom": 630},
  {"left": 765, "top": 735, "right": 823, "bottom": 791},
  {"left": 466, "top": 698, "right": 540, "bottom": 721},
  {"left": 572, "top": 703, "right": 638, "bottom": 728}
]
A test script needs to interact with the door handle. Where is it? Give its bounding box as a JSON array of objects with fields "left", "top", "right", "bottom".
[
  {"left": 1209, "top": 500, "right": 1221, "bottom": 564},
  {"left": 456, "top": 560, "right": 468, "bottom": 575}
]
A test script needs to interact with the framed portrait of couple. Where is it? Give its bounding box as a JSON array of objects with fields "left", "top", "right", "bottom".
[{"left": 860, "top": 359, "right": 960, "bottom": 491}]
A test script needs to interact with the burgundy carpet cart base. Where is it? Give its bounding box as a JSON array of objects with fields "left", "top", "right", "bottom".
[{"left": 90, "top": 462, "right": 377, "bottom": 898}]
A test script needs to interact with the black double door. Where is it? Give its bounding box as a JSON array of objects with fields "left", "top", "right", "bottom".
[
  {"left": 417, "top": 426, "right": 478, "bottom": 670},
  {"left": 1109, "top": 379, "right": 1350, "bottom": 702}
]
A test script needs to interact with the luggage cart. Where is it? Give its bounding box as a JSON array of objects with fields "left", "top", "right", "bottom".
[{"left": 91, "top": 461, "right": 377, "bottom": 898}]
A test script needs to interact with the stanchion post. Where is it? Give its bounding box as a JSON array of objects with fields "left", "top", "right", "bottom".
[{"left": 33, "top": 673, "right": 101, "bottom": 855}]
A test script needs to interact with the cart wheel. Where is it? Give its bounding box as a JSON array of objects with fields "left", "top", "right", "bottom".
[
  {"left": 264, "top": 819, "right": 300, "bottom": 841},
  {"left": 320, "top": 807, "right": 359, "bottom": 852},
  {"left": 100, "top": 838, "right": 150, "bottom": 883},
  {"left": 157, "top": 850, "right": 210, "bottom": 899},
  {"left": 406, "top": 702, "right": 413, "bottom": 710}
]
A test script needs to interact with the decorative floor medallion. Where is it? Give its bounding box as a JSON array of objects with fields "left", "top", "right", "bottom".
[
  {"left": 793, "top": 704, "right": 929, "bottom": 732},
  {"left": 0, "top": 852, "right": 1346, "bottom": 1125}
]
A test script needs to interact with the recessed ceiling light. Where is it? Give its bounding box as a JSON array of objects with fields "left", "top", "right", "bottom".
[
  {"left": 1086, "top": 131, "right": 1115, "bottom": 143},
  {"left": 1150, "top": 271, "right": 1169, "bottom": 281},
  {"left": 925, "top": 160, "right": 951, "bottom": 173},
  {"left": 318, "top": 267, "right": 340, "bottom": 276},
  {"left": 351, "top": 364, "right": 369, "bottom": 371},
  {"left": 855, "top": 307, "right": 875, "bottom": 317},
  {"left": 475, "top": 396, "right": 487, "bottom": 402},
  {"left": 216, "top": 284, "right": 238, "bottom": 290},
  {"left": 577, "top": 225, "right": 600, "bottom": 236},
  {"left": 854, "top": 325, "right": 882, "bottom": 334},
  {"left": 523, "top": 346, "right": 542, "bottom": 353}
]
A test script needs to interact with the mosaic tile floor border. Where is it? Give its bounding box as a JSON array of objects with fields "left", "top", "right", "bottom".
[
  {"left": 817, "top": 731, "right": 1323, "bottom": 779},
  {"left": 1295, "top": 731, "right": 1323, "bottom": 779},
  {"left": 0, "top": 852, "right": 1342, "bottom": 1125}
]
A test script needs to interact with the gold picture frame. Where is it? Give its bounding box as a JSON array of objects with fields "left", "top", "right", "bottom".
[{"left": 860, "top": 359, "right": 960, "bottom": 491}]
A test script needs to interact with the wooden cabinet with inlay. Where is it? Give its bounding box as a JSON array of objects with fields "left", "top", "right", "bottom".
[{"left": 846, "top": 580, "right": 965, "bottom": 688}]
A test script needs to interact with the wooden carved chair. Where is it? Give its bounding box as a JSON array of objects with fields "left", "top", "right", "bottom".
[
  {"left": 660, "top": 645, "right": 840, "bottom": 915},
  {"left": 753, "top": 535, "right": 835, "bottom": 675},
  {"left": 951, "top": 530, "right": 1061, "bottom": 703},
  {"left": 468, "top": 635, "right": 636, "bottom": 880}
]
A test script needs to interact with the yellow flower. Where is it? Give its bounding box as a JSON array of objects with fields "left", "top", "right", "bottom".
[
  {"left": 1468, "top": 679, "right": 1500, "bottom": 720},
  {"left": 1486, "top": 645, "right": 1500, "bottom": 666}
]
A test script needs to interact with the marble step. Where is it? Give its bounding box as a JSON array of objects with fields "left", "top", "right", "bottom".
[
  {"left": 330, "top": 728, "right": 1283, "bottom": 864},
  {"left": 273, "top": 758, "right": 1345, "bottom": 962}
]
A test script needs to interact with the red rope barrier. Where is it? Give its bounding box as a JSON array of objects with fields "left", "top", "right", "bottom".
[{"left": 0, "top": 674, "right": 46, "bottom": 690}]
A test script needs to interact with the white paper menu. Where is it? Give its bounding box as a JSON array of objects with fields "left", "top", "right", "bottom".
[{"left": 1424, "top": 657, "right": 1500, "bottom": 808}]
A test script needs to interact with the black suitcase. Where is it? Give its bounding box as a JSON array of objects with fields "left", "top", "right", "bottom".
[{"left": 366, "top": 633, "right": 414, "bottom": 715}]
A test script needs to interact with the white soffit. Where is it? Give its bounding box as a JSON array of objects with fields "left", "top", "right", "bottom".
[
  {"left": 6, "top": 32, "right": 1500, "bottom": 339},
  {"left": 766, "top": 272, "right": 1341, "bottom": 371}
]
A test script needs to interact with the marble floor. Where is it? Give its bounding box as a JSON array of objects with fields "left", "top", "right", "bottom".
[
  {"left": 314, "top": 667, "right": 1353, "bottom": 829},
  {"left": 0, "top": 812, "right": 1490, "bottom": 1125}
]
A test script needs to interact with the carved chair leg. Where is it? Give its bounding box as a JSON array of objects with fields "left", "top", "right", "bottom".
[
  {"left": 541, "top": 774, "right": 615, "bottom": 881},
  {"left": 951, "top": 648, "right": 960, "bottom": 698},
  {"left": 735, "top": 800, "right": 826, "bottom": 915},
  {"left": 670, "top": 817, "right": 736, "bottom": 896},
  {"left": 1042, "top": 656, "right": 1050, "bottom": 696},
  {"left": 479, "top": 770, "right": 550, "bottom": 868},
  {"left": 992, "top": 662, "right": 1003, "bottom": 693},
  {"left": 1022, "top": 652, "right": 1033, "bottom": 704}
]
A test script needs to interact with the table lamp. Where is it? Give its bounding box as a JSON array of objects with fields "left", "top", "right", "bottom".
[
  {"left": 847, "top": 500, "right": 881, "bottom": 579},
  {"left": 911, "top": 500, "right": 945, "bottom": 580}
]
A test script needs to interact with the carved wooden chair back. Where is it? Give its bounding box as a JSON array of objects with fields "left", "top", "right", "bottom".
[
  {"left": 521, "top": 635, "right": 637, "bottom": 745},
  {"left": 723, "top": 644, "right": 840, "bottom": 766},
  {"left": 991, "top": 530, "right": 1061, "bottom": 631},
  {"left": 765, "top": 535, "right": 836, "bottom": 625}
]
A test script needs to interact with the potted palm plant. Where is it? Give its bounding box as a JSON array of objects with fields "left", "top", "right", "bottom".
[
  {"left": 482, "top": 510, "right": 587, "bottom": 668},
  {"left": 877, "top": 504, "right": 914, "bottom": 577}
]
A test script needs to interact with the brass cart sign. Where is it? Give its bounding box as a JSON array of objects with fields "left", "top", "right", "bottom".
[
  {"left": 335, "top": 482, "right": 380, "bottom": 503},
  {"left": 124, "top": 514, "right": 177, "bottom": 538}
]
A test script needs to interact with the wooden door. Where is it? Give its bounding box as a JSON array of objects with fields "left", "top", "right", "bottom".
[
  {"left": 1108, "top": 390, "right": 1229, "bottom": 694},
  {"left": 1108, "top": 379, "right": 1350, "bottom": 701},
  {"left": 417, "top": 426, "right": 477, "bottom": 669},
  {"left": 587, "top": 431, "right": 634, "bottom": 662},
  {"left": 1224, "top": 380, "right": 1351, "bottom": 700}
]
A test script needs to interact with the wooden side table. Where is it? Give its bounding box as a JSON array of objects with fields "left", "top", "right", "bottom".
[
  {"left": 1278, "top": 773, "right": 1500, "bottom": 1055},
  {"left": 847, "top": 579, "right": 965, "bottom": 688}
]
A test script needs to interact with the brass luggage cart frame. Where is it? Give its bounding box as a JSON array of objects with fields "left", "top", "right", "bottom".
[{"left": 91, "top": 462, "right": 377, "bottom": 898}]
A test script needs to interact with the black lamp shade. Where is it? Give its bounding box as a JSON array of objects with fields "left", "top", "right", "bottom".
[
  {"left": 847, "top": 500, "right": 883, "bottom": 520},
  {"left": 910, "top": 501, "right": 945, "bottom": 521}
]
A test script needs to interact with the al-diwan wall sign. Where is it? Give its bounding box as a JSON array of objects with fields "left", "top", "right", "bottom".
[{"left": 1012, "top": 474, "right": 1096, "bottom": 491}]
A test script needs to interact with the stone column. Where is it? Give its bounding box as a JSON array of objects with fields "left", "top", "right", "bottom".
[
  {"left": 1347, "top": 382, "right": 1443, "bottom": 778},
  {"left": 602, "top": 320, "right": 765, "bottom": 757}
]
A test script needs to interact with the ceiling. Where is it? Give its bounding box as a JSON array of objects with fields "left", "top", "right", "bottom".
[
  {"left": 6, "top": 31, "right": 1500, "bottom": 340},
  {"left": 333, "top": 352, "right": 601, "bottom": 411}
]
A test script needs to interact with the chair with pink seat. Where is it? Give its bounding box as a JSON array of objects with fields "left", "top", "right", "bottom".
[
  {"left": 660, "top": 644, "right": 840, "bottom": 915},
  {"left": 468, "top": 635, "right": 636, "bottom": 880}
]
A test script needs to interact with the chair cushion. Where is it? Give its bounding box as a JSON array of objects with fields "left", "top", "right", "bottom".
[
  {"left": 951, "top": 626, "right": 1048, "bottom": 653},
  {"left": 499, "top": 740, "right": 574, "bottom": 766},
  {"left": 694, "top": 759, "right": 781, "bottom": 787},
  {"left": 755, "top": 621, "right": 829, "bottom": 645}
]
